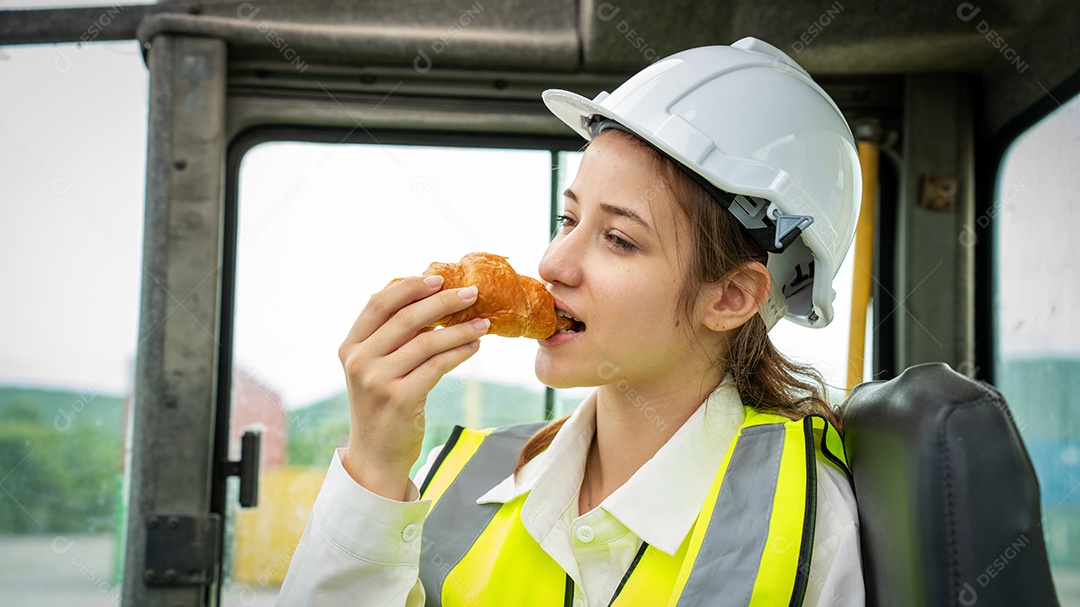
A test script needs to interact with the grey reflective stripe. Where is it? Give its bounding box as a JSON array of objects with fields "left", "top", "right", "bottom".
[
  {"left": 419, "top": 421, "right": 547, "bottom": 607},
  {"left": 675, "top": 423, "right": 788, "bottom": 607}
]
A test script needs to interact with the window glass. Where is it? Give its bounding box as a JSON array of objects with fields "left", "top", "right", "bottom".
[
  {"left": 770, "top": 235, "right": 857, "bottom": 402},
  {"left": 994, "top": 92, "right": 1080, "bottom": 604},
  {"left": 221, "top": 141, "right": 559, "bottom": 603},
  {"left": 0, "top": 42, "right": 147, "bottom": 605}
]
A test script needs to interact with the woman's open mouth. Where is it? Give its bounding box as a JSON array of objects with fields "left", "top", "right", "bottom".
[
  {"left": 541, "top": 309, "right": 586, "bottom": 346},
  {"left": 555, "top": 309, "right": 586, "bottom": 334}
]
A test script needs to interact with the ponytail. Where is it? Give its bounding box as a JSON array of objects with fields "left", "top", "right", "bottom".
[
  {"left": 514, "top": 415, "right": 569, "bottom": 481},
  {"left": 727, "top": 315, "right": 841, "bottom": 431}
]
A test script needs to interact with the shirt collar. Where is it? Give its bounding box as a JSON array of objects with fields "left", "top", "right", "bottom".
[
  {"left": 477, "top": 374, "right": 746, "bottom": 555},
  {"left": 477, "top": 389, "right": 597, "bottom": 538}
]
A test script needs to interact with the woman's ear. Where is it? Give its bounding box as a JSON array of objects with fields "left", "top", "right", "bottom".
[{"left": 700, "top": 262, "right": 772, "bottom": 333}]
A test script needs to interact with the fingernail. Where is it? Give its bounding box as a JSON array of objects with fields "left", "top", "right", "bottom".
[
  {"left": 471, "top": 318, "right": 490, "bottom": 331},
  {"left": 459, "top": 286, "right": 478, "bottom": 299},
  {"left": 424, "top": 275, "right": 443, "bottom": 287}
]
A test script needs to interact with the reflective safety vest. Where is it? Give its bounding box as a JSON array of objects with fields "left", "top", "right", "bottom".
[{"left": 417, "top": 407, "right": 851, "bottom": 607}]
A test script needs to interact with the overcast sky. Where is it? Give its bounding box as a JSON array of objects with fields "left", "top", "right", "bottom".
[{"left": 1, "top": 34, "right": 1076, "bottom": 408}]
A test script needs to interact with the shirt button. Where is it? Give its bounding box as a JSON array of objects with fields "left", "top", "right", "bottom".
[
  {"left": 573, "top": 599, "right": 585, "bottom": 607},
  {"left": 575, "top": 525, "right": 595, "bottom": 543},
  {"left": 401, "top": 523, "right": 419, "bottom": 542}
]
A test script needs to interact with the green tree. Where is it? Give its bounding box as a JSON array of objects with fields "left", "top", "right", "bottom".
[{"left": 0, "top": 404, "right": 121, "bottom": 534}]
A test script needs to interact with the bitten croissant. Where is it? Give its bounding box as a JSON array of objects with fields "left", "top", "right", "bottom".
[{"left": 388, "top": 252, "right": 575, "bottom": 339}]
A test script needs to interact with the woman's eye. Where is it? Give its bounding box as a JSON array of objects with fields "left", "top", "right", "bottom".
[
  {"left": 607, "top": 233, "right": 635, "bottom": 251},
  {"left": 557, "top": 213, "right": 630, "bottom": 249}
]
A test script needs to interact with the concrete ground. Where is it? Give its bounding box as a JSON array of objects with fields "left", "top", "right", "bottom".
[
  {"left": 1, "top": 534, "right": 121, "bottom": 607},
  {"left": 0, "top": 534, "right": 280, "bottom": 606}
]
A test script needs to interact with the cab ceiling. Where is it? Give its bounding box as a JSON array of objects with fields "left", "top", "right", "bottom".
[{"left": 2, "top": 0, "right": 1078, "bottom": 138}]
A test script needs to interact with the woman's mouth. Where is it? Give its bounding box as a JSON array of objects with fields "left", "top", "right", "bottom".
[
  {"left": 541, "top": 309, "right": 586, "bottom": 347},
  {"left": 555, "top": 309, "right": 586, "bottom": 334}
]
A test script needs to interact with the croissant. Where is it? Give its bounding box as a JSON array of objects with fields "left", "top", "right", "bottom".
[{"left": 388, "top": 252, "right": 575, "bottom": 339}]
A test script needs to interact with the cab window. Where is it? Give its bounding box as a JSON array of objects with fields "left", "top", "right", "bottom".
[{"left": 993, "top": 91, "right": 1080, "bottom": 602}]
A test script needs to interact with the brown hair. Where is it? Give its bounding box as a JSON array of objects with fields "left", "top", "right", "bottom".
[{"left": 515, "top": 129, "right": 841, "bottom": 477}]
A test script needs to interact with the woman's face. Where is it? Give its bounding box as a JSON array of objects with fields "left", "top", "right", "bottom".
[{"left": 535, "top": 131, "right": 712, "bottom": 389}]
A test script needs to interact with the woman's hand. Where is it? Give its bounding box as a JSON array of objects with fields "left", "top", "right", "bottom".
[{"left": 337, "top": 275, "right": 489, "bottom": 501}]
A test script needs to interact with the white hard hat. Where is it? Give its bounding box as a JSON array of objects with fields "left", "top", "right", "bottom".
[{"left": 542, "top": 37, "right": 861, "bottom": 328}]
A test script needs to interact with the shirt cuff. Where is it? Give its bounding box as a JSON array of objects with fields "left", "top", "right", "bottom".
[{"left": 310, "top": 447, "right": 432, "bottom": 566}]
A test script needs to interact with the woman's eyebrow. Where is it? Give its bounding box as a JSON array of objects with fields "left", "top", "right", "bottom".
[
  {"left": 563, "top": 188, "right": 654, "bottom": 233},
  {"left": 599, "top": 203, "right": 654, "bottom": 234}
]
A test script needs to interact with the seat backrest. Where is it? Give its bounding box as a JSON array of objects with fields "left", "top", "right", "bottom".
[{"left": 841, "top": 362, "right": 1059, "bottom": 607}]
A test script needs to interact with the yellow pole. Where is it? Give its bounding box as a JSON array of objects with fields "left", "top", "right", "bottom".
[{"left": 847, "top": 140, "right": 880, "bottom": 391}]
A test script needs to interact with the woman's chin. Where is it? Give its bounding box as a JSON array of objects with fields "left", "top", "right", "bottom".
[
  {"left": 538, "top": 377, "right": 584, "bottom": 390},
  {"left": 534, "top": 356, "right": 578, "bottom": 389},
  {"left": 534, "top": 355, "right": 601, "bottom": 390},
  {"left": 534, "top": 367, "right": 568, "bottom": 389}
]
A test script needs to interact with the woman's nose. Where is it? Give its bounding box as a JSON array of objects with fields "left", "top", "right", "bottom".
[{"left": 539, "top": 231, "right": 583, "bottom": 289}]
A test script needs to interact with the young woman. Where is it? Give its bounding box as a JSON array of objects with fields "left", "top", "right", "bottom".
[{"left": 279, "top": 37, "right": 863, "bottom": 606}]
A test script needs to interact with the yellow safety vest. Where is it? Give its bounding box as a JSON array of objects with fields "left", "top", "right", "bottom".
[{"left": 417, "top": 406, "right": 850, "bottom": 607}]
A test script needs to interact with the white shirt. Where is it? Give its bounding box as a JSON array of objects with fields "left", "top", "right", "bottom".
[{"left": 277, "top": 377, "right": 865, "bottom": 606}]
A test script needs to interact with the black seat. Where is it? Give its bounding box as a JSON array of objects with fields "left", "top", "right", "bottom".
[{"left": 841, "top": 362, "right": 1060, "bottom": 606}]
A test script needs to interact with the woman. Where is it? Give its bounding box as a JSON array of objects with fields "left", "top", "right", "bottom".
[{"left": 279, "top": 37, "right": 863, "bottom": 606}]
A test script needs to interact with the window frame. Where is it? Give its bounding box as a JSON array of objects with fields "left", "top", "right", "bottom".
[
  {"left": 213, "top": 126, "right": 583, "bottom": 601},
  {"left": 981, "top": 75, "right": 1080, "bottom": 604},
  {"left": 975, "top": 71, "right": 1080, "bottom": 384}
]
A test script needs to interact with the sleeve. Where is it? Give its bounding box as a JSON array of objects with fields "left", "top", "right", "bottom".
[
  {"left": 802, "top": 460, "right": 865, "bottom": 607},
  {"left": 276, "top": 446, "right": 444, "bottom": 607}
]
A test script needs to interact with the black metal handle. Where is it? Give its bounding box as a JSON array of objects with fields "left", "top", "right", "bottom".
[{"left": 221, "top": 429, "right": 261, "bottom": 508}]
